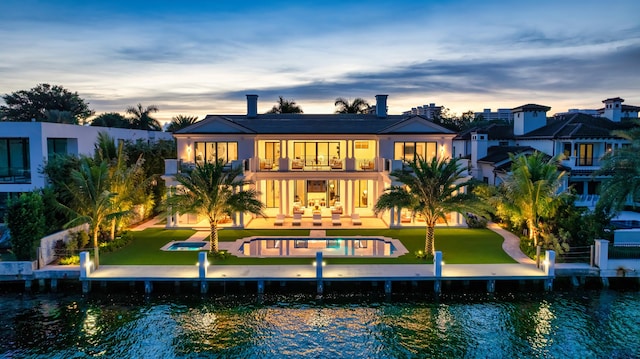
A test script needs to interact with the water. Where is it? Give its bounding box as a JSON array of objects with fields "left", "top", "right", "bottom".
[{"left": 1, "top": 287, "right": 639, "bottom": 358}]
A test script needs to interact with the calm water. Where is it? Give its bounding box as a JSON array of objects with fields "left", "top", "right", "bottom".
[{"left": 1, "top": 286, "right": 639, "bottom": 358}]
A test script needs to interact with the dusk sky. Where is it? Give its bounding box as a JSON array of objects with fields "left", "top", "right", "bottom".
[{"left": 1, "top": 0, "right": 639, "bottom": 124}]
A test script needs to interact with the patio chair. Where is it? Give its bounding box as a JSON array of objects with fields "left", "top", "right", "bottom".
[
  {"left": 332, "top": 213, "right": 342, "bottom": 226},
  {"left": 351, "top": 213, "right": 362, "bottom": 226},
  {"left": 313, "top": 213, "right": 322, "bottom": 226},
  {"left": 292, "top": 213, "right": 302, "bottom": 226},
  {"left": 274, "top": 213, "right": 285, "bottom": 226}
]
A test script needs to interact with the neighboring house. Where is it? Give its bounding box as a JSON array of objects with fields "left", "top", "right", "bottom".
[
  {"left": 163, "top": 94, "right": 466, "bottom": 228},
  {"left": 455, "top": 97, "right": 640, "bottom": 208},
  {"left": 0, "top": 122, "right": 173, "bottom": 222}
]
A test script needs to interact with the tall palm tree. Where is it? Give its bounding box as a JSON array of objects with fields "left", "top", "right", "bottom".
[
  {"left": 166, "top": 115, "right": 198, "bottom": 132},
  {"left": 62, "top": 158, "right": 124, "bottom": 268},
  {"left": 374, "top": 156, "right": 487, "bottom": 255},
  {"left": 597, "top": 119, "right": 640, "bottom": 212},
  {"left": 266, "top": 96, "right": 303, "bottom": 114},
  {"left": 334, "top": 97, "right": 370, "bottom": 114},
  {"left": 126, "top": 103, "right": 162, "bottom": 131},
  {"left": 501, "top": 151, "right": 567, "bottom": 245},
  {"left": 167, "top": 159, "right": 265, "bottom": 252}
]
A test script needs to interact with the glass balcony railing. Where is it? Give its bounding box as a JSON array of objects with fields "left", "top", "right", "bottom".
[{"left": 0, "top": 167, "right": 31, "bottom": 183}]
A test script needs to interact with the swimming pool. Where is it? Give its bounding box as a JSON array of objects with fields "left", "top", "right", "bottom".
[
  {"left": 236, "top": 237, "right": 408, "bottom": 258},
  {"left": 162, "top": 241, "right": 209, "bottom": 251}
]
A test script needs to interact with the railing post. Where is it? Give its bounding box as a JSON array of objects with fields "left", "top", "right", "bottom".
[
  {"left": 316, "top": 252, "right": 324, "bottom": 295},
  {"left": 433, "top": 251, "right": 442, "bottom": 295},
  {"left": 199, "top": 251, "right": 209, "bottom": 294},
  {"left": 594, "top": 239, "right": 609, "bottom": 270},
  {"left": 590, "top": 245, "right": 595, "bottom": 267},
  {"left": 544, "top": 250, "right": 556, "bottom": 291},
  {"left": 536, "top": 246, "right": 541, "bottom": 268}
]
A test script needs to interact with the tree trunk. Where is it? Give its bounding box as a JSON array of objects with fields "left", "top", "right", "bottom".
[
  {"left": 210, "top": 221, "right": 219, "bottom": 253},
  {"left": 93, "top": 227, "right": 100, "bottom": 269},
  {"left": 110, "top": 218, "right": 116, "bottom": 241},
  {"left": 527, "top": 219, "right": 537, "bottom": 246},
  {"left": 425, "top": 225, "right": 435, "bottom": 255}
]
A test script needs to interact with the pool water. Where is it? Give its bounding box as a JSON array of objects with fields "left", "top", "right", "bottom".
[
  {"left": 163, "top": 241, "right": 208, "bottom": 251},
  {"left": 238, "top": 236, "right": 408, "bottom": 257}
]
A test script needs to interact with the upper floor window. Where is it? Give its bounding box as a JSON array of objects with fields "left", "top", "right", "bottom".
[
  {"left": 194, "top": 141, "right": 238, "bottom": 164},
  {"left": 293, "top": 141, "right": 340, "bottom": 166},
  {"left": 47, "top": 138, "right": 68, "bottom": 160},
  {"left": 563, "top": 143, "right": 572, "bottom": 159},
  {"left": 0, "top": 138, "right": 30, "bottom": 183},
  {"left": 577, "top": 143, "right": 593, "bottom": 166},
  {"left": 394, "top": 142, "right": 437, "bottom": 162}
]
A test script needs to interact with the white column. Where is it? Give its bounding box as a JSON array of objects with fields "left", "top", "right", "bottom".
[
  {"left": 389, "top": 207, "right": 395, "bottom": 227},
  {"left": 278, "top": 179, "right": 284, "bottom": 215},
  {"left": 350, "top": 179, "right": 356, "bottom": 214}
]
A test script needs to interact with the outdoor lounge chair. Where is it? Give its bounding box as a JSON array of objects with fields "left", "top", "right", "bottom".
[
  {"left": 292, "top": 213, "right": 302, "bottom": 226},
  {"left": 351, "top": 213, "right": 362, "bottom": 225},
  {"left": 313, "top": 213, "right": 322, "bottom": 226},
  {"left": 274, "top": 213, "right": 285, "bottom": 226},
  {"left": 332, "top": 213, "right": 342, "bottom": 226}
]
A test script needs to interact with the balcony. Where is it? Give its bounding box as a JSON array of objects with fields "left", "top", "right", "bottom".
[
  {"left": 0, "top": 167, "right": 31, "bottom": 184},
  {"left": 290, "top": 157, "right": 345, "bottom": 172},
  {"left": 259, "top": 158, "right": 279, "bottom": 171}
]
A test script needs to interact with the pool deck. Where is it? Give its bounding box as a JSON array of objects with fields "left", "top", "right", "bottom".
[{"left": 88, "top": 263, "right": 547, "bottom": 282}]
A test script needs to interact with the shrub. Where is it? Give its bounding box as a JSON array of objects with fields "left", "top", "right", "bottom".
[
  {"left": 466, "top": 214, "right": 488, "bottom": 229},
  {"left": 59, "top": 255, "right": 80, "bottom": 265},
  {"left": 414, "top": 250, "right": 433, "bottom": 261},
  {"left": 6, "top": 192, "right": 45, "bottom": 260},
  {"left": 101, "top": 231, "right": 134, "bottom": 253},
  {"left": 74, "top": 230, "right": 90, "bottom": 249}
]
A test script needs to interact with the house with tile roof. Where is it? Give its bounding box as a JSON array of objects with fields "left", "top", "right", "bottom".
[
  {"left": 162, "top": 95, "right": 467, "bottom": 228},
  {"left": 454, "top": 97, "right": 639, "bottom": 208}
]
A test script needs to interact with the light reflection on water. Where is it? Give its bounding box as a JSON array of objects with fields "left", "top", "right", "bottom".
[{"left": 1, "top": 290, "right": 639, "bottom": 358}]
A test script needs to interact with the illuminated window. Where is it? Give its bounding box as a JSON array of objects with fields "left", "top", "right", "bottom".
[{"left": 194, "top": 141, "right": 238, "bottom": 164}]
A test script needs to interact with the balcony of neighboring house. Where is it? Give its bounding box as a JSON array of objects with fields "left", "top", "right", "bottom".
[{"left": 0, "top": 167, "right": 31, "bottom": 184}]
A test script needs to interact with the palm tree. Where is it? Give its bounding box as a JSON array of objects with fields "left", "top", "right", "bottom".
[
  {"left": 91, "top": 112, "right": 130, "bottom": 128},
  {"left": 126, "top": 103, "right": 162, "bottom": 131},
  {"left": 166, "top": 115, "right": 198, "bottom": 132},
  {"left": 167, "top": 159, "right": 265, "bottom": 252},
  {"left": 374, "top": 156, "right": 487, "bottom": 256},
  {"left": 597, "top": 119, "right": 640, "bottom": 212},
  {"left": 266, "top": 96, "right": 303, "bottom": 114},
  {"left": 501, "top": 151, "right": 567, "bottom": 245},
  {"left": 62, "top": 158, "right": 124, "bottom": 268},
  {"left": 334, "top": 97, "right": 370, "bottom": 114},
  {"left": 94, "top": 132, "right": 149, "bottom": 240}
]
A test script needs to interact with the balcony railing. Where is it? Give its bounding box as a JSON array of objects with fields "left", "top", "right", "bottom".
[
  {"left": 259, "top": 158, "right": 279, "bottom": 171},
  {"left": 290, "top": 157, "right": 344, "bottom": 171},
  {"left": 0, "top": 167, "right": 31, "bottom": 183},
  {"left": 357, "top": 158, "right": 375, "bottom": 171}
]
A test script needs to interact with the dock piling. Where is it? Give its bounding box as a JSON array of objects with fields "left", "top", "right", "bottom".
[
  {"left": 257, "top": 280, "right": 265, "bottom": 294},
  {"left": 487, "top": 280, "right": 496, "bottom": 293},
  {"left": 144, "top": 281, "right": 153, "bottom": 294},
  {"left": 384, "top": 280, "right": 392, "bottom": 294}
]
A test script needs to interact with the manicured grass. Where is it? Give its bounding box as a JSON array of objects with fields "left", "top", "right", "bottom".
[
  {"left": 101, "top": 228, "right": 197, "bottom": 265},
  {"left": 100, "top": 227, "right": 516, "bottom": 265}
]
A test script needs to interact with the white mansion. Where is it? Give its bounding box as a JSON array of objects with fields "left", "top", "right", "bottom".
[{"left": 162, "top": 95, "right": 639, "bottom": 228}]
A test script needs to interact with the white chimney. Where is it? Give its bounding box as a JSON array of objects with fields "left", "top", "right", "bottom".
[
  {"left": 246, "top": 94, "right": 258, "bottom": 118},
  {"left": 375, "top": 94, "right": 388, "bottom": 118}
]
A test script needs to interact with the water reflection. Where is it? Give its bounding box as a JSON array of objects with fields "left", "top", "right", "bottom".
[{"left": 0, "top": 290, "right": 639, "bottom": 358}]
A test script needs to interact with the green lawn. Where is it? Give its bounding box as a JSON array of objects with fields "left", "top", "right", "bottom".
[{"left": 101, "top": 227, "right": 516, "bottom": 265}]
